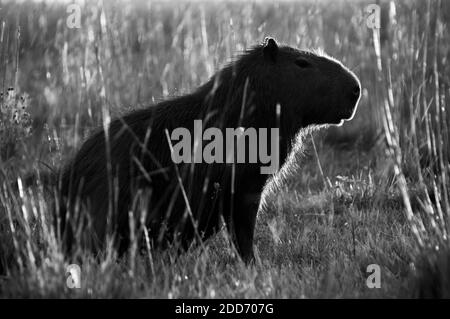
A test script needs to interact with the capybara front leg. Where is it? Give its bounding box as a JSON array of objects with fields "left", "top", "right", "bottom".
[{"left": 227, "top": 194, "right": 258, "bottom": 263}]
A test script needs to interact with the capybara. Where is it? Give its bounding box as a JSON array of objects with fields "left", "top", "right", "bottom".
[{"left": 58, "top": 37, "right": 361, "bottom": 262}]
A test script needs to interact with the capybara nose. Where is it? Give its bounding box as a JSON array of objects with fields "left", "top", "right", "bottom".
[
  {"left": 348, "top": 84, "right": 360, "bottom": 104},
  {"left": 352, "top": 85, "right": 360, "bottom": 98}
]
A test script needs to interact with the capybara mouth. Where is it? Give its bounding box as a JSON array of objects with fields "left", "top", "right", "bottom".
[
  {"left": 342, "top": 92, "right": 360, "bottom": 121},
  {"left": 343, "top": 106, "right": 357, "bottom": 121},
  {"left": 333, "top": 103, "right": 357, "bottom": 125}
]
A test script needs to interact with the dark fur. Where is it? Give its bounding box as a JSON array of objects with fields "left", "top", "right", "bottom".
[{"left": 58, "top": 38, "right": 361, "bottom": 261}]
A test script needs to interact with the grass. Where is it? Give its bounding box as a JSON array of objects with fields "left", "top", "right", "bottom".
[{"left": 0, "top": 0, "right": 449, "bottom": 298}]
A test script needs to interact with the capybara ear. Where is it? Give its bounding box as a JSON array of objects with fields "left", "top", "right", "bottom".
[{"left": 263, "top": 37, "right": 278, "bottom": 63}]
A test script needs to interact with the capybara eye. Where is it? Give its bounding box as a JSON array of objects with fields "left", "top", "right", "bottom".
[{"left": 295, "top": 58, "right": 311, "bottom": 68}]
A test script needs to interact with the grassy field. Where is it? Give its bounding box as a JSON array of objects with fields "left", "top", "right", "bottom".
[{"left": 0, "top": 0, "right": 449, "bottom": 298}]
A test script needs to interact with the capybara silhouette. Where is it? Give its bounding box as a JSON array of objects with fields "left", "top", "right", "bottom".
[{"left": 58, "top": 37, "right": 361, "bottom": 262}]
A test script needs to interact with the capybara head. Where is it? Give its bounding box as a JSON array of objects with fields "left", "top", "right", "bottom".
[{"left": 238, "top": 37, "right": 361, "bottom": 129}]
